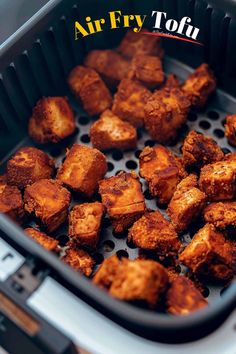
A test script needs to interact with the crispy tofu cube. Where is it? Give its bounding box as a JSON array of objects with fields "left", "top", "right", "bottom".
[
  {"left": 99, "top": 171, "right": 146, "bottom": 233},
  {"left": 204, "top": 201, "right": 236, "bottom": 229},
  {"left": 69, "top": 202, "right": 104, "bottom": 249},
  {"left": 57, "top": 144, "right": 107, "bottom": 198},
  {"left": 139, "top": 145, "right": 187, "bottom": 204},
  {"left": 7, "top": 147, "right": 55, "bottom": 189},
  {"left": 128, "top": 210, "right": 181, "bottom": 256},
  {"left": 179, "top": 223, "right": 233, "bottom": 280},
  {"left": 179, "top": 224, "right": 232, "bottom": 280},
  {"left": 28, "top": 97, "right": 76, "bottom": 144},
  {"left": 112, "top": 78, "right": 151, "bottom": 127},
  {"left": 117, "top": 30, "right": 164, "bottom": 59},
  {"left": 109, "top": 258, "right": 168, "bottom": 308},
  {"left": 199, "top": 159, "right": 236, "bottom": 201},
  {"left": 164, "top": 74, "right": 180, "bottom": 89},
  {"left": 93, "top": 255, "right": 121, "bottom": 290},
  {"left": 182, "top": 131, "right": 224, "bottom": 169},
  {"left": 166, "top": 276, "right": 208, "bottom": 316},
  {"left": 182, "top": 64, "right": 216, "bottom": 108},
  {"left": 144, "top": 88, "right": 191, "bottom": 143},
  {"left": 225, "top": 114, "right": 236, "bottom": 146},
  {"left": 90, "top": 109, "right": 137, "bottom": 151},
  {"left": 62, "top": 247, "right": 94, "bottom": 276},
  {"left": 25, "top": 228, "right": 59, "bottom": 252},
  {"left": 128, "top": 55, "right": 164, "bottom": 89},
  {"left": 24, "top": 179, "right": 71, "bottom": 233},
  {"left": 68, "top": 66, "right": 112, "bottom": 116},
  {"left": 224, "top": 152, "right": 236, "bottom": 163},
  {"left": 167, "top": 174, "right": 206, "bottom": 233},
  {"left": 84, "top": 49, "right": 129, "bottom": 88},
  {"left": 0, "top": 181, "right": 24, "bottom": 223}
]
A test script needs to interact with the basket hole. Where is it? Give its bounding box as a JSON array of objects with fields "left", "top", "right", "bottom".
[
  {"left": 80, "top": 134, "right": 90, "bottom": 143},
  {"left": 57, "top": 234, "right": 69, "bottom": 246},
  {"left": 199, "top": 120, "right": 211, "bottom": 130},
  {"left": 116, "top": 250, "right": 129, "bottom": 259},
  {"left": 144, "top": 139, "right": 155, "bottom": 147},
  {"left": 78, "top": 116, "right": 90, "bottom": 125},
  {"left": 17, "top": 273, "right": 24, "bottom": 279},
  {"left": 202, "top": 286, "right": 210, "bottom": 298},
  {"left": 179, "top": 123, "right": 189, "bottom": 135},
  {"left": 126, "top": 239, "right": 137, "bottom": 249},
  {"left": 207, "top": 110, "right": 219, "bottom": 120},
  {"left": 112, "top": 230, "right": 127, "bottom": 239},
  {"left": 220, "top": 286, "right": 229, "bottom": 297},
  {"left": 107, "top": 162, "right": 114, "bottom": 172},
  {"left": 144, "top": 189, "right": 153, "bottom": 200},
  {"left": 49, "top": 147, "right": 62, "bottom": 157},
  {"left": 188, "top": 112, "right": 198, "bottom": 121},
  {"left": 112, "top": 149, "right": 123, "bottom": 161},
  {"left": 135, "top": 150, "right": 142, "bottom": 158},
  {"left": 93, "top": 253, "right": 104, "bottom": 264},
  {"left": 221, "top": 118, "right": 226, "bottom": 127},
  {"left": 175, "top": 265, "right": 182, "bottom": 273},
  {"left": 213, "top": 129, "right": 224, "bottom": 138},
  {"left": 222, "top": 147, "right": 231, "bottom": 154},
  {"left": 71, "top": 127, "right": 79, "bottom": 137},
  {"left": 12, "top": 282, "right": 24, "bottom": 293},
  {"left": 126, "top": 160, "right": 137, "bottom": 170},
  {"left": 103, "top": 240, "right": 115, "bottom": 252},
  {"left": 103, "top": 217, "right": 111, "bottom": 228}
]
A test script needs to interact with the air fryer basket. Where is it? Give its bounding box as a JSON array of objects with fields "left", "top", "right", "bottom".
[{"left": 0, "top": 0, "right": 236, "bottom": 344}]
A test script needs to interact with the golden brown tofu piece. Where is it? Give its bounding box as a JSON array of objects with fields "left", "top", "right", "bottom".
[
  {"left": 84, "top": 49, "right": 129, "bottom": 88},
  {"left": 112, "top": 78, "right": 151, "bottom": 127},
  {"left": 25, "top": 228, "right": 59, "bottom": 252},
  {"left": 199, "top": 158, "right": 236, "bottom": 201},
  {"left": 166, "top": 276, "right": 208, "bottom": 316},
  {"left": 128, "top": 210, "right": 181, "bottom": 256},
  {"left": 164, "top": 74, "right": 180, "bottom": 89},
  {"left": 117, "top": 30, "right": 164, "bottom": 59},
  {"left": 182, "top": 130, "right": 224, "bottom": 169},
  {"left": 7, "top": 147, "right": 55, "bottom": 189},
  {"left": 204, "top": 201, "right": 236, "bottom": 229},
  {"left": 69, "top": 202, "right": 104, "bottom": 249},
  {"left": 224, "top": 151, "right": 236, "bottom": 163},
  {"left": 109, "top": 258, "right": 168, "bottom": 308},
  {"left": 93, "top": 255, "right": 120, "bottom": 290},
  {"left": 139, "top": 145, "right": 187, "bottom": 204},
  {"left": 24, "top": 179, "right": 71, "bottom": 233},
  {"left": 57, "top": 144, "right": 107, "bottom": 198},
  {"left": 144, "top": 87, "right": 191, "bottom": 143},
  {"left": 0, "top": 182, "right": 24, "bottom": 223},
  {"left": 182, "top": 64, "right": 216, "bottom": 108},
  {"left": 90, "top": 109, "right": 137, "bottom": 151},
  {"left": 225, "top": 114, "right": 236, "bottom": 146},
  {"left": 28, "top": 97, "right": 76, "bottom": 144},
  {"left": 179, "top": 223, "right": 233, "bottom": 280},
  {"left": 68, "top": 66, "right": 112, "bottom": 116},
  {"left": 167, "top": 174, "right": 206, "bottom": 233},
  {"left": 128, "top": 55, "right": 164, "bottom": 89},
  {"left": 99, "top": 172, "right": 146, "bottom": 233},
  {"left": 62, "top": 247, "right": 94, "bottom": 277}
]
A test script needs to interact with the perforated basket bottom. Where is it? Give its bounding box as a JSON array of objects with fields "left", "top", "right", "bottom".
[{"left": 1, "top": 57, "right": 235, "bottom": 308}]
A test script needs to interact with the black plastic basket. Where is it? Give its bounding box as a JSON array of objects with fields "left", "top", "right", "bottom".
[{"left": 0, "top": 0, "right": 236, "bottom": 350}]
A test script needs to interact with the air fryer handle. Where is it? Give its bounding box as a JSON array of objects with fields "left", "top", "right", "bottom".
[{"left": 0, "top": 282, "right": 77, "bottom": 354}]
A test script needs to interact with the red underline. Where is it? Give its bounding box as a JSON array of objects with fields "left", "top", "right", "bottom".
[{"left": 142, "top": 31, "right": 204, "bottom": 46}]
